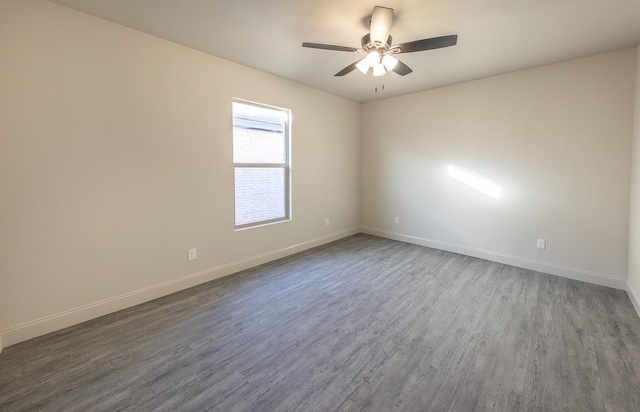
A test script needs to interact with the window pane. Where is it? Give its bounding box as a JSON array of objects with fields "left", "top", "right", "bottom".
[
  {"left": 233, "top": 102, "right": 285, "bottom": 164},
  {"left": 235, "top": 167, "right": 286, "bottom": 226},
  {"left": 233, "top": 127, "right": 285, "bottom": 164}
]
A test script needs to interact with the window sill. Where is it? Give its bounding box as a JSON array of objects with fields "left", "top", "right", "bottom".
[{"left": 234, "top": 218, "right": 291, "bottom": 232}]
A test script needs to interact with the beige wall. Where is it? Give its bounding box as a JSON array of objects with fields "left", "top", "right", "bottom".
[
  {"left": 628, "top": 45, "right": 640, "bottom": 313},
  {"left": 361, "top": 49, "right": 636, "bottom": 288},
  {"left": 0, "top": 0, "right": 360, "bottom": 346}
]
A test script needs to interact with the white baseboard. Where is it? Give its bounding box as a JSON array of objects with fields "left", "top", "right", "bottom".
[
  {"left": 361, "top": 227, "right": 627, "bottom": 290},
  {"left": 0, "top": 227, "right": 359, "bottom": 349},
  {"left": 627, "top": 280, "right": 640, "bottom": 319}
]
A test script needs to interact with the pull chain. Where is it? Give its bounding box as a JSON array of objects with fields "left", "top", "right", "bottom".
[{"left": 374, "top": 73, "right": 386, "bottom": 93}]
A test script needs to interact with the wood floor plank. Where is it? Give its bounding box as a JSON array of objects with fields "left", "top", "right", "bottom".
[{"left": 1, "top": 234, "right": 640, "bottom": 411}]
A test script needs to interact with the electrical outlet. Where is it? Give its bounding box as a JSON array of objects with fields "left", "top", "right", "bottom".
[
  {"left": 536, "top": 239, "right": 546, "bottom": 250},
  {"left": 325, "top": 218, "right": 330, "bottom": 227},
  {"left": 188, "top": 248, "right": 197, "bottom": 260},
  {"left": 394, "top": 217, "right": 399, "bottom": 224}
]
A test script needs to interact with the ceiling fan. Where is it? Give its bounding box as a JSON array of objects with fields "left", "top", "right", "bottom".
[{"left": 302, "top": 6, "right": 457, "bottom": 77}]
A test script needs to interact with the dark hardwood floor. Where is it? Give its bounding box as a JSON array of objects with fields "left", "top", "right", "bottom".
[{"left": 1, "top": 234, "right": 640, "bottom": 411}]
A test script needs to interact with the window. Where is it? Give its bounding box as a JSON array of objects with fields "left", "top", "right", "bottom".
[{"left": 233, "top": 99, "right": 290, "bottom": 229}]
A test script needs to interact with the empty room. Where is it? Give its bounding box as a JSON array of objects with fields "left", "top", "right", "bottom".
[{"left": 2, "top": 0, "right": 640, "bottom": 411}]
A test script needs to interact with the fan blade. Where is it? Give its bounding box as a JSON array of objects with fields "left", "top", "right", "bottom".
[
  {"left": 370, "top": 6, "right": 394, "bottom": 46},
  {"left": 302, "top": 42, "right": 360, "bottom": 53},
  {"left": 394, "top": 35, "right": 458, "bottom": 54},
  {"left": 391, "top": 60, "right": 413, "bottom": 76},
  {"left": 335, "top": 60, "right": 362, "bottom": 76}
]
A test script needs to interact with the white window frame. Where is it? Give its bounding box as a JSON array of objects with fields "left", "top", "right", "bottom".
[{"left": 233, "top": 98, "right": 291, "bottom": 230}]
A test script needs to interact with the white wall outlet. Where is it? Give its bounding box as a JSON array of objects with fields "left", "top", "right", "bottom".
[
  {"left": 188, "top": 248, "right": 197, "bottom": 260},
  {"left": 537, "top": 239, "right": 546, "bottom": 249},
  {"left": 394, "top": 217, "right": 400, "bottom": 224},
  {"left": 325, "top": 218, "right": 330, "bottom": 227}
]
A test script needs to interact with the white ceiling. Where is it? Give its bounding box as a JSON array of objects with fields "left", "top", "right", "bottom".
[{"left": 50, "top": 0, "right": 640, "bottom": 103}]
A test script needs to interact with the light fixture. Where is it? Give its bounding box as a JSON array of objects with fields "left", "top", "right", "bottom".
[
  {"left": 365, "top": 50, "right": 381, "bottom": 65},
  {"left": 356, "top": 59, "right": 370, "bottom": 74},
  {"left": 357, "top": 51, "right": 396, "bottom": 77},
  {"left": 382, "top": 54, "right": 398, "bottom": 71},
  {"left": 372, "top": 63, "right": 386, "bottom": 77}
]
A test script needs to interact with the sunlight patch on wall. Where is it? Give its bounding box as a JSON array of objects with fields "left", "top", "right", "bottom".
[{"left": 448, "top": 165, "right": 502, "bottom": 200}]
